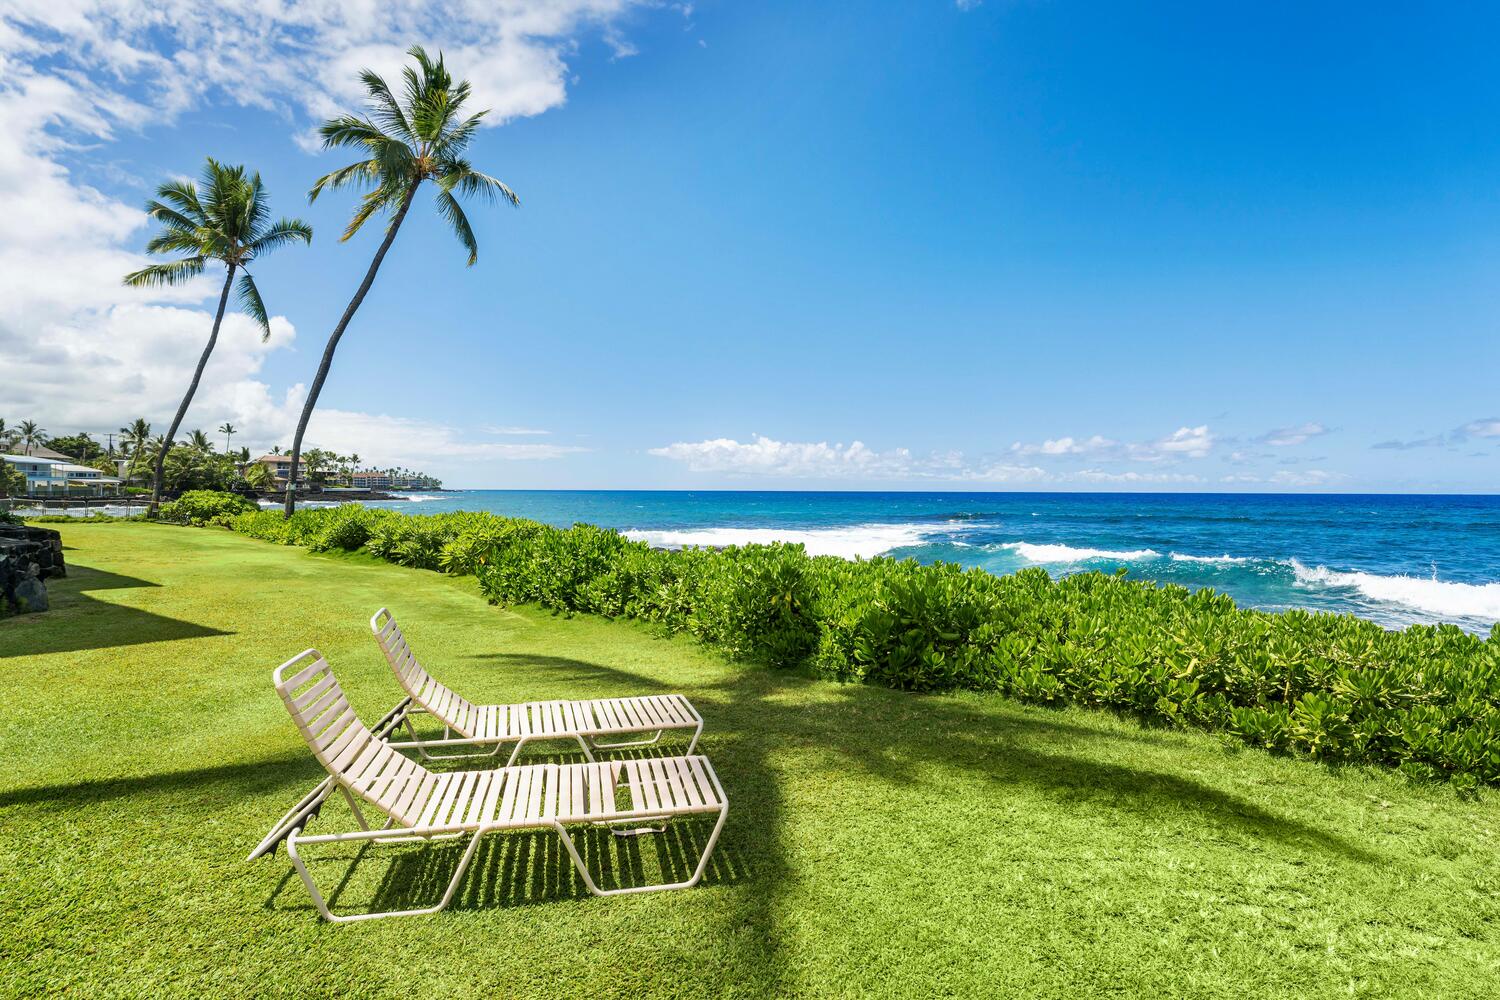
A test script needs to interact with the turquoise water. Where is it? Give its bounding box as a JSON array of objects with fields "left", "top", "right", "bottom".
[{"left": 344, "top": 490, "right": 1500, "bottom": 634}]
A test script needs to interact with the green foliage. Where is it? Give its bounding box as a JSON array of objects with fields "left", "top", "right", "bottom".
[
  {"left": 0, "top": 462, "right": 25, "bottom": 497},
  {"left": 158, "top": 490, "right": 258, "bottom": 526},
  {"left": 212, "top": 505, "right": 1500, "bottom": 787}
]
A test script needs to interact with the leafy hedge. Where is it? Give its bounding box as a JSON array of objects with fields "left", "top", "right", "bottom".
[
  {"left": 218, "top": 503, "right": 1500, "bottom": 791},
  {"left": 159, "top": 490, "right": 258, "bottom": 526}
]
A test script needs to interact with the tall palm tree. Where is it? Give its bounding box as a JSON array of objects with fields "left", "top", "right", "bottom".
[
  {"left": 188, "top": 429, "right": 213, "bottom": 452},
  {"left": 219, "top": 422, "right": 236, "bottom": 453},
  {"left": 124, "top": 158, "right": 312, "bottom": 515},
  {"left": 283, "top": 45, "right": 518, "bottom": 515},
  {"left": 18, "top": 420, "right": 44, "bottom": 455}
]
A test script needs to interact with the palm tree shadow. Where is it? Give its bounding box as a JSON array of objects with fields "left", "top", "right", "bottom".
[
  {"left": 429, "top": 644, "right": 1381, "bottom": 989},
  {"left": 0, "top": 564, "right": 231, "bottom": 657}
]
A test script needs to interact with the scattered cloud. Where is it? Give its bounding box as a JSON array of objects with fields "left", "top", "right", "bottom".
[
  {"left": 1010, "top": 434, "right": 1116, "bottom": 458},
  {"left": 955, "top": 0, "right": 984, "bottom": 10},
  {"left": 297, "top": 411, "right": 586, "bottom": 466},
  {"left": 1372, "top": 417, "right": 1500, "bottom": 451},
  {"left": 1258, "top": 421, "right": 1328, "bottom": 447},
  {"left": 1221, "top": 469, "right": 1345, "bottom": 488},
  {"left": 482, "top": 425, "right": 553, "bottom": 436}
]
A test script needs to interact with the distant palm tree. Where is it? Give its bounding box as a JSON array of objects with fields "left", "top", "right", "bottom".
[
  {"left": 125, "top": 158, "right": 311, "bottom": 515},
  {"left": 188, "top": 429, "right": 213, "bottom": 452},
  {"left": 219, "top": 422, "right": 236, "bottom": 453},
  {"left": 271, "top": 445, "right": 283, "bottom": 455},
  {"left": 282, "top": 46, "right": 518, "bottom": 515},
  {"left": 18, "top": 420, "right": 44, "bottom": 455},
  {"left": 119, "top": 419, "right": 151, "bottom": 457}
]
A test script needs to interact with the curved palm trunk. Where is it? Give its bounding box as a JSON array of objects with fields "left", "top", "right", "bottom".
[
  {"left": 150, "top": 265, "right": 236, "bottom": 517},
  {"left": 284, "top": 183, "right": 420, "bottom": 516}
]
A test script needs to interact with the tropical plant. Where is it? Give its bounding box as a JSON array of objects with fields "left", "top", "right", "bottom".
[
  {"left": 282, "top": 45, "right": 518, "bottom": 515},
  {"left": 46, "top": 433, "right": 103, "bottom": 463},
  {"left": 119, "top": 419, "right": 151, "bottom": 457},
  {"left": 124, "top": 157, "right": 311, "bottom": 515},
  {"left": 219, "top": 422, "right": 236, "bottom": 452},
  {"left": 18, "top": 420, "right": 45, "bottom": 455},
  {"left": 187, "top": 429, "right": 213, "bottom": 452},
  {"left": 158, "top": 489, "right": 257, "bottom": 526},
  {"left": 243, "top": 462, "right": 275, "bottom": 491}
]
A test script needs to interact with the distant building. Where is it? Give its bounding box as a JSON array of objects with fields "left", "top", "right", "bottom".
[
  {"left": 3, "top": 455, "right": 122, "bottom": 496},
  {"left": 251, "top": 454, "right": 299, "bottom": 489}
]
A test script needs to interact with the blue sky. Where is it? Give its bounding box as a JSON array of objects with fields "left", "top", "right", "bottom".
[{"left": 4, "top": 1, "right": 1498, "bottom": 490}]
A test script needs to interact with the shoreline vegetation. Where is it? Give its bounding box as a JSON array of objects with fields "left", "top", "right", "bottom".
[{"left": 71, "top": 492, "right": 1499, "bottom": 793}]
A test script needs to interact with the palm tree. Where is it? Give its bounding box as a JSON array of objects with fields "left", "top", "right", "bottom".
[
  {"left": 283, "top": 45, "right": 518, "bottom": 515},
  {"left": 219, "top": 422, "right": 236, "bottom": 453},
  {"left": 119, "top": 419, "right": 151, "bottom": 457},
  {"left": 18, "top": 420, "right": 44, "bottom": 455},
  {"left": 188, "top": 429, "right": 213, "bottom": 452},
  {"left": 124, "top": 158, "right": 312, "bottom": 515}
]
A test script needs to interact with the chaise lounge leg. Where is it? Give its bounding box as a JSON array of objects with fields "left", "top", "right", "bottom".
[
  {"left": 550, "top": 806, "right": 727, "bottom": 897},
  {"left": 285, "top": 825, "right": 485, "bottom": 923}
]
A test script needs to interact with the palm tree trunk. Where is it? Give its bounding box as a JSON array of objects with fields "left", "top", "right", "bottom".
[
  {"left": 284, "top": 182, "right": 420, "bottom": 516},
  {"left": 150, "top": 264, "right": 236, "bottom": 517}
]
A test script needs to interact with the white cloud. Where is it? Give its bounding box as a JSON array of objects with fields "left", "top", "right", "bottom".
[
  {"left": 295, "top": 410, "right": 586, "bottom": 466},
  {"left": 1010, "top": 434, "right": 1116, "bottom": 457},
  {"left": 1009, "top": 425, "right": 1215, "bottom": 463},
  {"left": 649, "top": 435, "right": 918, "bottom": 479},
  {"left": 0, "top": 1, "right": 651, "bottom": 477},
  {"left": 1221, "top": 469, "right": 1344, "bottom": 488},
  {"left": 1258, "top": 421, "right": 1328, "bottom": 447}
]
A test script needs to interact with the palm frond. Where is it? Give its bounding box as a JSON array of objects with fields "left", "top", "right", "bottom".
[
  {"left": 341, "top": 185, "right": 406, "bottom": 241},
  {"left": 309, "top": 159, "right": 380, "bottom": 203},
  {"left": 437, "top": 158, "right": 520, "bottom": 207},
  {"left": 318, "top": 115, "right": 388, "bottom": 151},
  {"left": 144, "top": 228, "right": 209, "bottom": 256},
  {"left": 142, "top": 200, "right": 202, "bottom": 235},
  {"left": 155, "top": 179, "right": 205, "bottom": 222},
  {"left": 122, "top": 257, "right": 208, "bottom": 288},
  {"left": 236, "top": 272, "right": 271, "bottom": 340},
  {"left": 432, "top": 110, "right": 487, "bottom": 157},
  {"left": 360, "top": 68, "right": 416, "bottom": 143},
  {"left": 434, "top": 190, "right": 478, "bottom": 265},
  {"left": 247, "top": 218, "right": 313, "bottom": 257}
]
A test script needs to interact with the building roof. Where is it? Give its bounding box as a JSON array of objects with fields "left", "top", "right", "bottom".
[
  {"left": 2, "top": 454, "right": 68, "bottom": 466},
  {"left": 22, "top": 445, "right": 78, "bottom": 461},
  {"left": 255, "top": 455, "right": 295, "bottom": 465}
]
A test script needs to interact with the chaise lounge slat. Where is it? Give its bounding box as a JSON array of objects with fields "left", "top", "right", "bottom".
[
  {"left": 257, "top": 649, "right": 728, "bottom": 922},
  {"left": 370, "top": 608, "right": 704, "bottom": 764}
]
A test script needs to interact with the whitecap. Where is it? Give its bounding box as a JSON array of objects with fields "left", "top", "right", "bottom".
[
  {"left": 1169, "top": 552, "right": 1251, "bottom": 564},
  {"left": 999, "top": 542, "right": 1161, "bottom": 563},
  {"left": 1289, "top": 559, "right": 1500, "bottom": 621}
]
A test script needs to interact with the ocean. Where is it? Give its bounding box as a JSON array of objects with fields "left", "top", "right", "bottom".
[
  {"left": 357, "top": 491, "right": 1500, "bottom": 634},
  {"left": 53, "top": 490, "right": 1500, "bottom": 633}
]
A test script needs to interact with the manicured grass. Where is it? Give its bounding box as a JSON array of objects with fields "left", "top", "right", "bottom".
[{"left": 3, "top": 523, "right": 1499, "bottom": 998}]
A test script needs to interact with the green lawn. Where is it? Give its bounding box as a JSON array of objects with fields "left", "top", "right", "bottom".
[{"left": 3, "top": 523, "right": 1499, "bottom": 998}]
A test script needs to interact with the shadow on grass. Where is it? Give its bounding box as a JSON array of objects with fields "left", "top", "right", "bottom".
[
  {"left": 0, "top": 753, "right": 310, "bottom": 810},
  {"left": 0, "top": 564, "right": 231, "bottom": 657}
]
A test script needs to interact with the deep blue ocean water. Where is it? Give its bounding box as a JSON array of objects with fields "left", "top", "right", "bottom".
[
  {"left": 54, "top": 490, "right": 1500, "bottom": 632},
  {"left": 345, "top": 491, "right": 1500, "bottom": 634}
]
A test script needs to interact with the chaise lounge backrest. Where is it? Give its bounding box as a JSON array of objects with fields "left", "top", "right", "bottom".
[
  {"left": 273, "top": 649, "right": 432, "bottom": 827},
  {"left": 370, "top": 608, "right": 481, "bottom": 739}
]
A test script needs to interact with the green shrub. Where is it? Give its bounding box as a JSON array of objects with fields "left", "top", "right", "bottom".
[
  {"left": 206, "top": 504, "right": 1500, "bottom": 788},
  {"left": 158, "top": 490, "right": 258, "bottom": 526}
]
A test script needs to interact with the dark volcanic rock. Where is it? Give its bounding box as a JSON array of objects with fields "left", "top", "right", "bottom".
[{"left": 0, "top": 525, "right": 65, "bottom": 614}]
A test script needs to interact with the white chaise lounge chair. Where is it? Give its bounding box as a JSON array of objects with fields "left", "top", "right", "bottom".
[
  {"left": 371, "top": 608, "right": 704, "bottom": 765},
  {"left": 250, "top": 649, "right": 728, "bottom": 923}
]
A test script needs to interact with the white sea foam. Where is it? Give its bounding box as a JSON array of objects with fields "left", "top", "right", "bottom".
[
  {"left": 1000, "top": 542, "right": 1161, "bottom": 563},
  {"left": 1290, "top": 559, "right": 1500, "bottom": 621},
  {"left": 625, "top": 523, "right": 933, "bottom": 560},
  {"left": 1169, "top": 552, "right": 1251, "bottom": 564}
]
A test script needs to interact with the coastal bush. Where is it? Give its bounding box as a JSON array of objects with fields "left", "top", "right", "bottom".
[
  {"left": 212, "top": 505, "right": 1500, "bottom": 788},
  {"left": 156, "top": 490, "right": 257, "bottom": 526}
]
